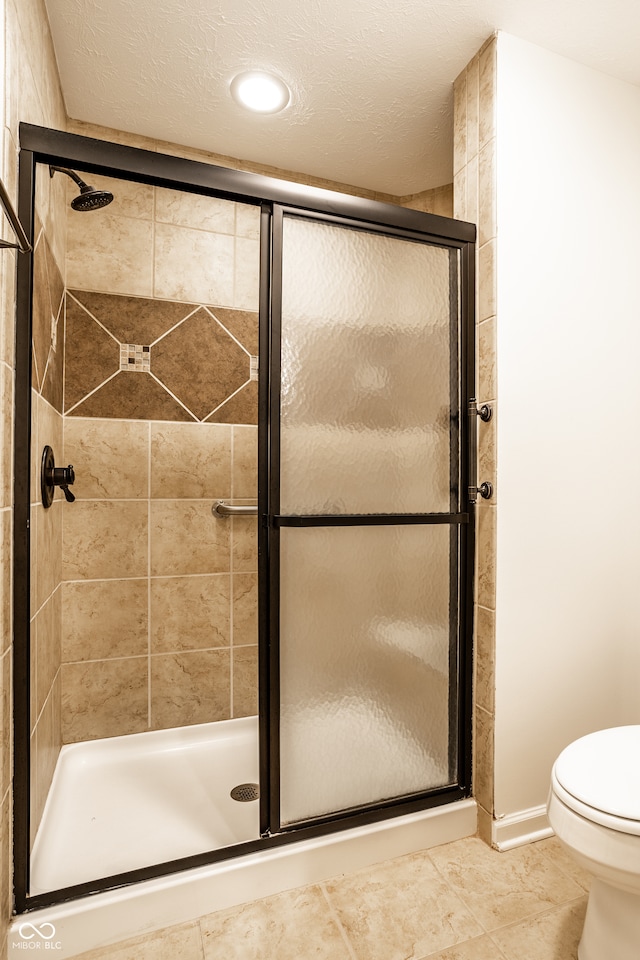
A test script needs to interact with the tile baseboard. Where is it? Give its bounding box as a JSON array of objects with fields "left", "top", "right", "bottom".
[{"left": 491, "top": 804, "right": 553, "bottom": 851}]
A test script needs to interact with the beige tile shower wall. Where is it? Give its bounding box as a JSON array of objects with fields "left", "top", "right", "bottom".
[
  {"left": 65, "top": 177, "right": 260, "bottom": 310},
  {"left": 61, "top": 185, "right": 259, "bottom": 739},
  {"left": 453, "top": 37, "right": 498, "bottom": 845},
  {"left": 399, "top": 184, "right": 454, "bottom": 218},
  {"left": 3, "top": 0, "right": 68, "bottom": 946},
  {"left": 28, "top": 185, "right": 68, "bottom": 849},
  {"left": 61, "top": 418, "right": 258, "bottom": 742},
  {"left": 29, "top": 391, "right": 63, "bottom": 850}
]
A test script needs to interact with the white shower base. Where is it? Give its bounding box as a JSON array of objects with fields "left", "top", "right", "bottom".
[
  {"left": 11, "top": 716, "right": 477, "bottom": 960},
  {"left": 30, "top": 715, "right": 260, "bottom": 895}
]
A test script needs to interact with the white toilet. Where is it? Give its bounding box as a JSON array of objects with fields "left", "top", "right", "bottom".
[{"left": 547, "top": 726, "right": 640, "bottom": 960}]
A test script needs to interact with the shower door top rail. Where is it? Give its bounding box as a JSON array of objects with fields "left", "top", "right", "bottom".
[{"left": 19, "top": 123, "right": 476, "bottom": 244}]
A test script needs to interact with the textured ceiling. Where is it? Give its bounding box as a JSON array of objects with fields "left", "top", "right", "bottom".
[{"left": 45, "top": 0, "right": 640, "bottom": 195}]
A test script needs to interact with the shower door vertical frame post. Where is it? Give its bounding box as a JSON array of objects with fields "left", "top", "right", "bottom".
[
  {"left": 13, "top": 147, "right": 36, "bottom": 914},
  {"left": 258, "top": 200, "right": 279, "bottom": 838},
  {"left": 446, "top": 247, "right": 462, "bottom": 785},
  {"left": 264, "top": 204, "right": 284, "bottom": 836},
  {"left": 458, "top": 239, "right": 476, "bottom": 793}
]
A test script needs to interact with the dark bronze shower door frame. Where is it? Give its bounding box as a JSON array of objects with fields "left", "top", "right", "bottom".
[{"left": 14, "top": 123, "right": 476, "bottom": 914}]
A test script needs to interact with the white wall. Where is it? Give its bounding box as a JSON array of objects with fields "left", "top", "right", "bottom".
[{"left": 494, "top": 32, "right": 640, "bottom": 817}]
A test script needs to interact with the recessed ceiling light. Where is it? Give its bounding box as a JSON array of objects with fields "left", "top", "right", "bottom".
[{"left": 230, "top": 71, "right": 291, "bottom": 114}]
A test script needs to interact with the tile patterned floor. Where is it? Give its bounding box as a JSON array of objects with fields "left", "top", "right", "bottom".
[{"left": 74, "top": 836, "right": 591, "bottom": 960}]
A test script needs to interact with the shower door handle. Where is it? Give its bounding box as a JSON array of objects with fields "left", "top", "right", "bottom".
[
  {"left": 212, "top": 500, "right": 258, "bottom": 517},
  {"left": 467, "top": 402, "right": 493, "bottom": 503}
]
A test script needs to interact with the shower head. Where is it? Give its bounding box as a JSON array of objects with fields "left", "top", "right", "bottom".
[
  {"left": 70, "top": 186, "right": 114, "bottom": 212},
  {"left": 49, "top": 165, "right": 114, "bottom": 211}
]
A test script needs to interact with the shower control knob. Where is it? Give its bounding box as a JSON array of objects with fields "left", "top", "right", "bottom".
[
  {"left": 41, "top": 446, "right": 76, "bottom": 507},
  {"left": 53, "top": 465, "right": 76, "bottom": 502},
  {"left": 57, "top": 471, "right": 76, "bottom": 503},
  {"left": 52, "top": 464, "right": 75, "bottom": 487}
]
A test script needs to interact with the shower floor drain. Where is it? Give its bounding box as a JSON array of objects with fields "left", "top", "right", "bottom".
[{"left": 230, "top": 783, "right": 260, "bottom": 802}]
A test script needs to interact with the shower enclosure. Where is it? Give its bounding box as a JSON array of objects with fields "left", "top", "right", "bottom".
[{"left": 13, "top": 123, "right": 476, "bottom": 914}]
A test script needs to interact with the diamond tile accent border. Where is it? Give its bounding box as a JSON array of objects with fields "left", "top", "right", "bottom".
[
  {"left": 66, "top": 292, "right": 259, "bottom": 423},
  {"left": 120, "top": 344, "right": 151, "bottom": 372}
]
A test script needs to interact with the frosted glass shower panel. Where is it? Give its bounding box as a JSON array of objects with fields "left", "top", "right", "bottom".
[
  {"left": 279, "top": 525, "right": 455, "bottom": 825},
  {"left": 279, "top": 216, "right": 458, "bottom": 515}
]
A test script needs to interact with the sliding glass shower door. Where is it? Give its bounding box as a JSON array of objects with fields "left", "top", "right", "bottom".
[
  {"left": 16, "top": 126, "right": 475, "bottom": 913},
  {"left": 266, "top": 208, "right": 472, "bottom": 830}
]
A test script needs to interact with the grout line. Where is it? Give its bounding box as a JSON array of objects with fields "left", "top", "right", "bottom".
[
  {"left": 424, "top": 849, "right": 491, "bottom": 937},
  {"left": 63, "top": 496, "right": 233, "bottom": 503},
  {"left": 148, "top": 303, "right": 201, "bottom": 347},
  {"left": 61, "top": 572, "right": 232, "bottom": 584},
  {"left": 195, "top": 918, "right": 207, "bottom": 960},
  {"left": 203, "top": 306, "right": 251, "bottom": 357},
  {"left": 31, "top": 658, "right": 62, "bottom": 736},
  {"left": 232, "top": 201, "right": 240, "bottom": 309},
  {"left": 202, "top": 378, "right": 252, "bottom": 422},
  {"left": 60, "top": 653, "right": 147, "bottom": 669},
  {"left": 66, "top": 285, "right": 206, "bottom": 309},
  {"left": 61, "top": 645, "right": 240, "bottom": 667},
  {"left": 480, "top": 933, "right": 510, "bottom": 960},
  {"left": 154, "top": 218, "right": 238, "bottom": 240},
  {"left": 30, "top": 578, "right": 63, "bottom": 623},
  {"left": 66, "top": 290, "right": 121, "bottom": 344},
  {"left": 478, "top": 236, "right": 495, "bottom": 253},
  {"left": 532, "top": 838, "right": 591, "bottom": 894},
  {"left": 30, "top": 378, "right": 61, "bottom": 417},
  {"left": 232, "top": 232, "right": 237, "bottom": 309},
  {"left": 319, "top": 883, "right": 359, "bottom": 960},
  {"left": 1, "top": 782, "right": 11, "bottom": 810},
  {"left": 63, "top": 414, "right": 186, "bottom": 426},
  {"left": 427, "top": 842, "right": 590, "bottom": 943},
  {"left": 147, "top": 370, "right": 200, "bottom": 421},
  {"left": 64, "top": 369, "right": 120, "bottom": 415},
  {"left": 58, "top": 496, "right": 149, "bottom": 503},
  {"left": 482, "top": 893, "right": 589, "bottom": 944}
]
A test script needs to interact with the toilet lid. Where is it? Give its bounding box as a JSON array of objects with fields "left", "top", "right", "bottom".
[{"left": 554, "top": 726, "right": 640, "bottom": 826}]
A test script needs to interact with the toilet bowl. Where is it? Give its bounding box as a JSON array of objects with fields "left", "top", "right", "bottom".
[{"left": 547, "top": 726, "right": 640, "bottom": 960}]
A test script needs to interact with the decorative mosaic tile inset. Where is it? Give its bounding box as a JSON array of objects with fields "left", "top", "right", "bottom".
[
  {"left": 66, "top": 291, "right": 259, "bottom": 423},
  {"left": 120, "top": 344, "right": 151, "bottom": 373}
]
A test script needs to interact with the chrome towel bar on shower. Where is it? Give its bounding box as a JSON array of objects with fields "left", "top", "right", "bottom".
[{"left": 212, "top": 500, "right": 258, "bottom": 517}]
